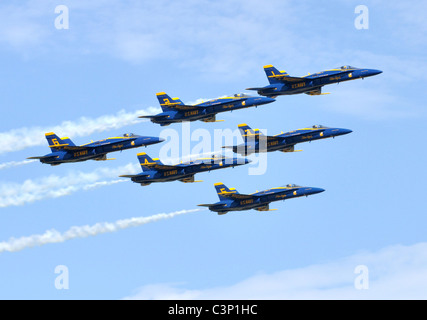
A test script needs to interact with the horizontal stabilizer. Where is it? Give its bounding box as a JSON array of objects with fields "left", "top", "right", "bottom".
[
  {"left": 119, "top": 174, "right": 140, "bottom": 178},
  {"left": 119, "top": 172, "right": 150, "bottom": 178},
  {"left": 27, "top": 155, "right": 58, "bottom": 160},
  {"left": 198, "top": 203, "right": 226, "bottom": 208},
  {"left": 138, "top": 114, "right": 169, "bottom": 119},
  {"left": 246, "top": 87, "right": 268, "bottom": 91}
]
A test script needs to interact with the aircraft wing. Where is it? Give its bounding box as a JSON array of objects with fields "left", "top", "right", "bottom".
[
  {"left": 170, "top": 104, "right": 200, "bottom": 111},
  {"left": 270, "top": 74, "right": 305, "bottom": 82},
  {"left": 269, "top": 74, "right": 305, "bottom": 83},
  {"left": 205, "top": 97, "right": 246, "bottom": 107},
  {"left": 46, "top": 144, "right": 94, "bottom": 151},
  {"left": 266, "top": 135, "right": 286, "bottom": 142},
  {"left": 84, "top": 137, "right": 138, "bottom": 149},
  {"left": 218, "top": 192, "right": 257, "bottom": 200},
  {"left": 142, "top": 163, "right": 179, "bottom": 171},
  {"left": 243, "top": 133, "right": 285, "bottom": 143},
  {"left": 59, "top": 145, "right": 92, "bottom": 151},
  {"left": 56, "top": 144, "right": 114, "bottom": 151},
  {"left": 175, "top": 162, "right": 205, "bottom": 168},
  {"left": 286, "top": 129, "right": 326, "bottom": 139}
]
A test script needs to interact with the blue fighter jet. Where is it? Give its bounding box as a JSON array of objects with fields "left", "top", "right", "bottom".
[
  {"left": 247, "top": 65, "right": 382, "bottom": 97},
  {"left": 223, "top": 123, "right": 352, "bottom": 155},
  {"left": 139, "top": 92, "right": 275, "bottom": 126},
  {"left": 120, "top": 153, "right": 251, "bottom": 186},
  {"left": 199, "top": 183, "right": 325, "bottom": 214},
  {"left": 28, "top": 132, "right": 164, "bottom": 166}
]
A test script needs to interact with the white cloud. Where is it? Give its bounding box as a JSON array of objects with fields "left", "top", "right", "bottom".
[
  {"left": 0, "top": 1, "right": 301, "bottom": 76},
  {"left": 123, "top": 242, "right": 427, "bottom": 300},
  {"left": 0, "top": 2, "right": 51, "bottom": 49},
  {"left": 2, "top": 1, "right": 425, "bottom": 84}
]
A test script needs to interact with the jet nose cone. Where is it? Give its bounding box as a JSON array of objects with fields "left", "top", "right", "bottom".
[
  {"left": 340, "top": 128, "right": 353, "bottom": 135},
  {"left": 263, "top": 97, "right": 276, "bottom": 104},
  {"left": 310, "top": 187, "right": 325, "bottom": 195},
  {"left": 370, "top": 69, "right": 382, "bottom": 76},
  {"left": 150, "top": 137, "right": 164, "bottom": 144},
  {"left": 317, "top": 188, "right": 325, "bottom": 193},
  {"left": 140, "top": 136, "right": 164, "bottom": 146}
]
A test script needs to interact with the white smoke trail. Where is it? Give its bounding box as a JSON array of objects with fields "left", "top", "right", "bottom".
[
  {"left": 0, "top": 208, "right": 202, "bottom": 253},
  {"left": 0, "top": 163, "right": 139, "bottom": 208},
  {"left": 0, "top": 159, "right": 37, "bottom": 170},
  {"left": 0, "top": 107, "right": 161, "bottom": 155}
]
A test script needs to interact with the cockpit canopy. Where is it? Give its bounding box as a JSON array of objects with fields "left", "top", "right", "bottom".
[
  {"left": 233, "top": 93, "right": 251, "bottom": 98},
  {"left": 340, "top": 65, "right": 357, "bottom": 70},
  {"left": 312, "top": 125, "right": 327, "bottom": 129},
  {"left": 123, "top": 133, "right": 137, "bottom": 138},
  {"left": 286, "top": 184, "right": 301, "bottom": 188}
]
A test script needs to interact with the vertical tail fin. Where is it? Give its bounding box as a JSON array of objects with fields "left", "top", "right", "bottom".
[
  {"left": 214, "top": 182, "right": 239, "bottom": 201},
  {"left": 237, "top": 123, "right": 264, "bottom": 142},
  {"left": 45, "top": 132, "right": 75, "bottom": 152},
  {"left": 264, "top": 65, "right": 289, "bottom": 84},
  {"left": 156, "top": 92, "right": 183, "bottom": 112},
  {"left": 238, "top": 123, "right": 264, "bottom": 137},
  {"left": 137, "top": 152, "right": 162, "bottom": 171}
]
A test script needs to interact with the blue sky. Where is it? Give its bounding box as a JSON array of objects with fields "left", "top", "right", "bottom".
[{"left": 0, "top": 0, "right": 426, "bottom": 299}]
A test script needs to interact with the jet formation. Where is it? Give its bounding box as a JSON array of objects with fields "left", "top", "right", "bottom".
[{"left": 27, "top": 63, "right": 382, "bottom": 214}]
